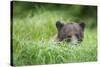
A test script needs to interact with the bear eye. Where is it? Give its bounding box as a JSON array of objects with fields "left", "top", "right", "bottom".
[
  {"left": 67, "top": 35, "right": 71, "bottom": 38},
  {"left": 75, "top": 34, "right": 78, "bottom": 36}
]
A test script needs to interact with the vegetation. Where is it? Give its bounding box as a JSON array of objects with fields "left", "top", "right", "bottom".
[{"left": 11, "top": 1, "right": 97, "bottom": 66}]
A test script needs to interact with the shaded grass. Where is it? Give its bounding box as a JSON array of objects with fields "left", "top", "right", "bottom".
[{"left": 12, "top": 7, "right": 97, "bottom": 66}]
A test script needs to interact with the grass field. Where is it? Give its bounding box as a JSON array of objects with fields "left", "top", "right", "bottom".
[{"left": 12, "top": 2, "right": 97, "bottom": 66}]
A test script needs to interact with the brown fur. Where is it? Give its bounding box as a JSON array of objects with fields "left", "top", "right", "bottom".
[{"left": 55, "top": 21, "right": 85, "bottom": 44}]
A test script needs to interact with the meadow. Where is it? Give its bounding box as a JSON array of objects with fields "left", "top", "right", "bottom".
[{"left": 11, "top": 1, "right": 97, "bottom": 66}]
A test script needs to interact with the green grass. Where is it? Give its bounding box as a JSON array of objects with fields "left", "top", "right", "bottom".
[{"left": 12, "top": 7, "right": 97, "bottom": 66}]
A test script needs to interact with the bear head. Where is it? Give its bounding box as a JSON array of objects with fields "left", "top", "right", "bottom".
[{"left": 56, "top": 21, "right": 85, "bottom": 45}]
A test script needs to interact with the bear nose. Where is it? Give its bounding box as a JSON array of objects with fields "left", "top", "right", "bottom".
[{"left": 70, "top": 35, "right": 78, "bottom": 44}]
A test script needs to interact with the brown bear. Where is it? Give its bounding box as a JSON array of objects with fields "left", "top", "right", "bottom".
[{"left": 55, "top": 21, "right": 85, "bottom": 45}]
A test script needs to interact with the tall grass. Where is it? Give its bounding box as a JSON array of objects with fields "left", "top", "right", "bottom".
[{"left": 12, "top": 2, "right": 97, "bottom": 66}]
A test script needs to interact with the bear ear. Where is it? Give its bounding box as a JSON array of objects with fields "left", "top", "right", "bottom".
[
  {"left": 79, "top": 22, "right": 85, "bottom": 31},
  {"left": 56, "top": 21, "right": 64, "bottom": 31}
]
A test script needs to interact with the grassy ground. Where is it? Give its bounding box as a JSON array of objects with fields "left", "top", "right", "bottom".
[{"left": 12, "top": 2, "right": 97, "bottom": 66}]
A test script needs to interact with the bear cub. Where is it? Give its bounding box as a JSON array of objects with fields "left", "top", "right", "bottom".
[{"left": 56, "top": 21, "right": 85, "bottom": 45}]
